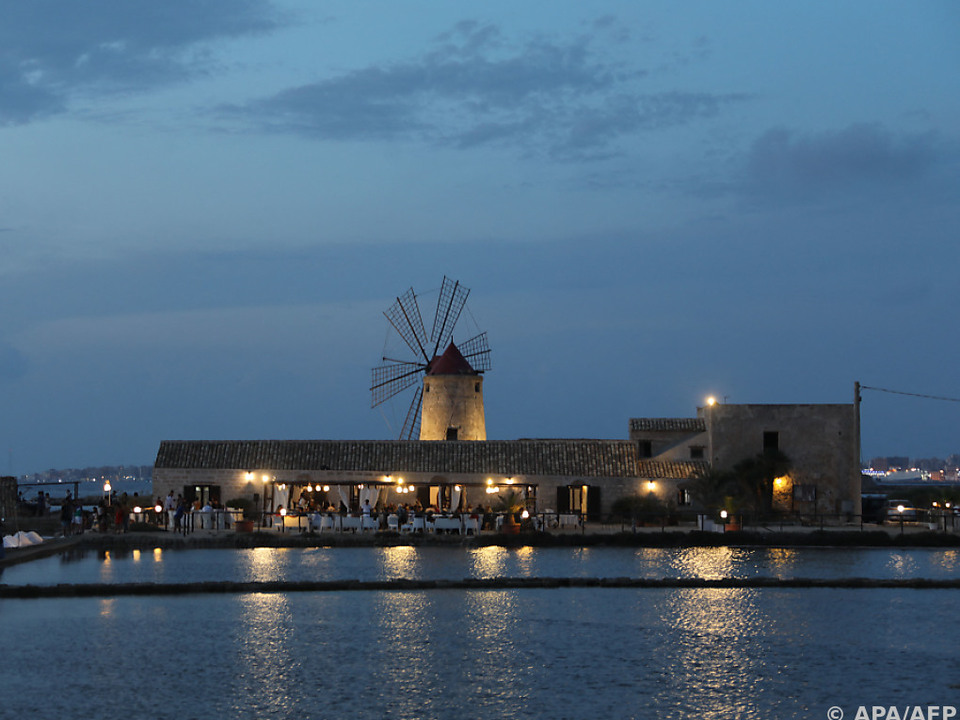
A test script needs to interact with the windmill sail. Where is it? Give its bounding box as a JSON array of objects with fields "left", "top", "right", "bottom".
[
  {"left": 371, "top": 276, "right": 490, "bottom": 439},
  {"left": 399, "top": 387, "right": 423, "bottom": 440},
  {"left": 457, "top": 332, "right": 492, "bottom": 373},
  {"left": 430, "top": 276, "right": 469, "bottom": 357},
  {"left": 384, "top": 287, "right": 430, "bottom": 363},
  {"left": 371, "top": 362, "right": 424, "bottom": 407}
]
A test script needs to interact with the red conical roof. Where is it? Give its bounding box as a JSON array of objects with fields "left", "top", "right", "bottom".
[{"left": 427, "top": 342, "right": 477, "bottom": 375}]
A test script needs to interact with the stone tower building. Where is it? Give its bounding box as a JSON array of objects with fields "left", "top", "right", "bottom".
[{"left": 420, "top": 342, "right": 486, "bottom": 441}]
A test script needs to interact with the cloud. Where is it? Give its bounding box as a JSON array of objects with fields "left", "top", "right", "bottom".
[
  {"left": 226, "top": 20, "right": 748, "bottom": 158},
  {"left": 0, "top": 0, "right": 284, "bottom": 125},
  {"left": 739, "top": 123, "right": 940, "bottom": 202}
]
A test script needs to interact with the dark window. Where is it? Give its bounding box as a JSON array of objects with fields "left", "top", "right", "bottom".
[
  {"left": 689, "top": 446, "right": 705, "bottom": 460},
  {"left": 677, "top": 489, "right": 692, "bottom": 506},
  {"left": 425, "top": 383, "right": 430, "bottom": 393},
  {"left": 763, "top": 431, "right": 779, "bottom": 453},
  {"left": 639, "top": 440, "right": 653, "bottom": 458},
  {"left": 475, "top": 382, "right": 480, "bottom": 392},
  {"left": 445, "top": 427, "right": 458, "bottom": 440},
  {"left": 793, "top": 484, "right": 817, "bottom": 503}
]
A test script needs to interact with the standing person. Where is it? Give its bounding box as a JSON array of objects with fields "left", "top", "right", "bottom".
[
  {"left": 73, "top": 502, "right": 84, "bottom": 535},
  {"left": 164, "top": 490, "right": 176, "bottom": 529},
  {"left": 173, "top": 498, "right": 186, "bottom": 532},
  {"left": 361, "top": 498, "right": 372, "bottom": 517},
  {"left": 60, "top": 492, "right": 74, "bottom": 537}
]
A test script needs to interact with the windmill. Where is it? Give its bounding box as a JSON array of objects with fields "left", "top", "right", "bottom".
[{"left": 371, "top": 276, "right": 491, "bottom": 440}]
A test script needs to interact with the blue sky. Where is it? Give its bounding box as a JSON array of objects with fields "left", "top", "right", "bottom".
[{"left": 1, "top": 1, "right": 958, "bottom": 473}]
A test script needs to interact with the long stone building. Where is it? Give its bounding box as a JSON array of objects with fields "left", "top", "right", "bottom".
[
  {"left": 153, "top": 401, "right": 861, "bottom": 520},
  {"left": 153, "top": 438, "right": 701, "bottom": 520}
]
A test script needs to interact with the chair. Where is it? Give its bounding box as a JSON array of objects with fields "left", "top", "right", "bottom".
[
  {"left": 462, "top": 516, "right": 479, "bottom": 535},
  {"left": 340, "top": 516, "right": 361, "bottom": 533},
  {"left": 361, "top": 515, "right": 379, "bottom": 532},
  {"left": 318, "top": 515, "right": 336, "bottom": 533},
  {"left": 387, "top": 514, "right": 399, "bottom": 531}
]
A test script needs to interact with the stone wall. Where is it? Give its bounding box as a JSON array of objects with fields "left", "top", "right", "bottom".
[
  {"left": 420, "top": 375, "right": 486, "bottom": 441},
  {"left": 698, "top": 403, "right": 860, "bottom": 517}
]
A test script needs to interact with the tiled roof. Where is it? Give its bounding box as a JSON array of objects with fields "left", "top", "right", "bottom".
[
  {"left": 636, "top": 460, "right": 708, "bottom": 479},
  {"left": 154, "top": 439, "right": 645, "bottom": 478},
  {"left": 629, "top": 418, "right": 705, "bottom": 433}
]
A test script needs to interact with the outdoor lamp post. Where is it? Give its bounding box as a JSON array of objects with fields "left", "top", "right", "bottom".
[{"left": 705, "top": 396, "right": 717, "bottom": 467}]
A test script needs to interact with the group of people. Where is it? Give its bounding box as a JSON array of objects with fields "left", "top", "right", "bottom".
[
  {"left": 161, "top": 490, "right": 225, "bottom": 531},
  {"left": 284, "top": 492, "right": 498, "bottom": 532}
]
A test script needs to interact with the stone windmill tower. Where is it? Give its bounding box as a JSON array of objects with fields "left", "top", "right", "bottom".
[{"left": 371, "top": 277, "right": 491, "bottom": 440}]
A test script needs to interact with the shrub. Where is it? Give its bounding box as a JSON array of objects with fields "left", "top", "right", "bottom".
[{"left": 225, "top": 497, "right": 258, "bottom": 520}]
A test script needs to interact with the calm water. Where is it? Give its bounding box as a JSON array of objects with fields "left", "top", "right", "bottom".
[
  {"left": 3, "top": 544, "right": 960, "bottom": 585},
  {"left": 2, "top": 547, "right": 959, "bottom": 719}
]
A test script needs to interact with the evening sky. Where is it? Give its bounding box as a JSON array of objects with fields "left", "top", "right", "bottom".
[{"left": 1, "top": 1, "right": 958, "bottom": 473}]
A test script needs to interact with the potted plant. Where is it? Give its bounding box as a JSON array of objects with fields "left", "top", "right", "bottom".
[
  {"left": 226, "top": 498, "right": 258, "bottom": 532},
  {"left": 497, "top": 489, "right": 525, "bottom": 535}
]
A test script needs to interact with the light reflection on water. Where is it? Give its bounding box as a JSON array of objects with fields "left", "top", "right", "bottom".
[
  {"left": 378, "top": 545, "right": 422, "bottom": 578},
  {"left": 1, "top": 587, "right": 958, "bottom": 719},
  {"left": 234, "top": 594, "right": 297, "bottom": 717},
  {"left": 5, "top": 545, "right": 960, "bottom": 587}
]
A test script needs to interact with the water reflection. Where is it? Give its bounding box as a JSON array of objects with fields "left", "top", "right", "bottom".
[
  {"left": 378, "top": 546, "right": 421, "bottom": 579},
  {"left": 243, "top": 547, "right": 288, "bottom": 582},
  {"left": 763, "top": 548, "right": 799, "bottom": 576},
  {"left": 886, "top": 551, "right": 920, "bottom": 578},
  {"left": 235, "top": 594, "right": 297, "bottom": 717},
  {"left": 7, "top": 545, "right": 960, "bottom": 587},
  {"left": 670, "top": 547, "right": 742, "bottom": 579},
  {"left": 469, "top": 546, "right": 511, "bottom": 577},
  {"left": 99, "top": 598, "right": 115, "bottom": 618},
  {"left": 659, "top": 588, "right": 774, "bottom": 718},
  {"left": 99, "top": 550, "right": 114, "bottom": 583},
  {"left": 932, "top": 549, "right": 959, "bottom": 573}
]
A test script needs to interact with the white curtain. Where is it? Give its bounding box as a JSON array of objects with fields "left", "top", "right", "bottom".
[
  {"left": 337, "top": 485, "right": 350, "bottom": 512},
  {"left": 368, "top": 486, "right": 380, "bottom": 509},
  {"left": 449, "top": 486, "right": 461, "bottom": 513}
]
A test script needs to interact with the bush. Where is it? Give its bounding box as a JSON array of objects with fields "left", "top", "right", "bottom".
[
  {"left": 611, "top": 494, "right": 670, "bottom": 521},
  {"left": 225, "top": 497, "right": 258, "bottom": 520}
]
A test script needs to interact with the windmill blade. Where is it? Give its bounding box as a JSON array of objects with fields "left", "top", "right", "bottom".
[
  {"left": 384, "top": 287, "right": 430, "bottom": 363},
  {"left": 371, "top": 362, "right": 423, "bottom": 407},
  {"left": 400, "top": 386, "right": 423, "bottom": 440},
  {"left": 431, "top": 276, "right": 470, "bottom": 356},
  {"left": 458, "top": 332, "right": 492, "bottom": 372}
]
